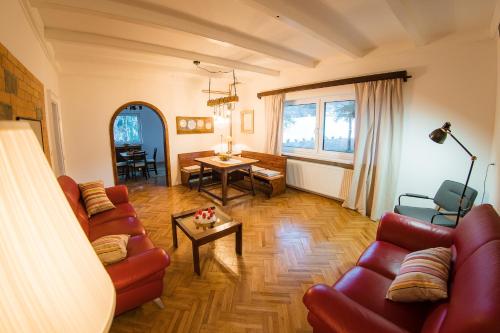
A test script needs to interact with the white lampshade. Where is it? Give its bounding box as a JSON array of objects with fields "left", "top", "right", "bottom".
[{"left": 0, "top": 122, "right": 115, "bottom": 332}]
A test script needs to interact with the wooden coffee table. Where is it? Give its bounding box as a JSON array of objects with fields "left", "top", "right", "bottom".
[{"left": 171, "top": 206, "right": 242, "bottom": 275}]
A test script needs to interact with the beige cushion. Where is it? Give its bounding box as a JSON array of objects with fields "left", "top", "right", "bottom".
[
  {"left": 386, "top": 247, "right": 451, "bottom": 302},
  {"left": 91, "top": 235, "right": 129, "bottom": 266},
  {"left": 79, "top": 180, "right": 115, "bottom": 217},
  {"left": 182, "top": 165, "right": 212, "bottom": 173},
  {"left": 183, "top": 165, "right": 200, "bottom": 171}
]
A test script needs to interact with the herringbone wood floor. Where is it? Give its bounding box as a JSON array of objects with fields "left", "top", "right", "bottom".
[{"left": 110, "top": 182, "right": 377, "bottom": 333}]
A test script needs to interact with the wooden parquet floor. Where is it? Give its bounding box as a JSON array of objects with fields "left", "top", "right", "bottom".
[{"left": 110, "top": 183, "right": 377, "bottom": 333}]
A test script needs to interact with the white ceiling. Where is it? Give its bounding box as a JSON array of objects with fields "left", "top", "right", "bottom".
[{"left": 28, "top": 0, "right": 499, "bottom": 77}]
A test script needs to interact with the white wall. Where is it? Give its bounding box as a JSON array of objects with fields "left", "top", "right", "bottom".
[
  {"left": 237, "top": 35, "right": 498, "bottom": 209},
  {"left": 0, "top": 0, "right": 60, "bottom": 165},
  {"left": 59, "top": 68, "right": 235, "bottom": 186}
]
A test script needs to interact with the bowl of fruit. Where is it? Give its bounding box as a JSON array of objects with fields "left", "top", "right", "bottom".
[
  {"left": 218, "top": 153, "right": 231, "bottom": 161},
  {"left": 194, "top": 208, "right": 217, "bottom": 230}
]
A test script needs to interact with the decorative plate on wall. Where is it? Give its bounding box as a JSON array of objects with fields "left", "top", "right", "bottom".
[{"left": 176, "top": 116, "right": 214, "bottom": 134}]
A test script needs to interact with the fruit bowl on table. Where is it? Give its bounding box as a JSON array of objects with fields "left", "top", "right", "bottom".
[
  {"left": 218, "top": 153, "right": 231, "bottom": 161},
  {"left": 194, "top": 208, "right": 217, "bottom": 230}
]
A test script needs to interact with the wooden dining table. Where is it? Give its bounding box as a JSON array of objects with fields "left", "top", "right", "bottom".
[
  {"left": 195, "top": 156, "right": 259, "bottom": 205},
  {"left": 119, "top": 150, "right": 147, "bottom": 159}
]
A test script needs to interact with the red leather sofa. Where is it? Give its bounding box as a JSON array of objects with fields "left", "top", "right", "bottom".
[
  {"left": 303, "top": 204, "right": 500, "bottom": 333},
  {"left": 58, "top": 175, "right": 170, "bottom": 315}
]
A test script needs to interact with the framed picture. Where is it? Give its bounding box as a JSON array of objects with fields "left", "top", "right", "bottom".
[
  {"left": 241, "top": 109, "right": 254, "bottom": 134},
  {"left": 176, "top": 116, "right": 214, "bottom": 134},
  {"left": 16, "top": 117, "right": 44, "bottom": 151}
]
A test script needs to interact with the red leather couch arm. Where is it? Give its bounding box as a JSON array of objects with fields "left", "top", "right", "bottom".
[
  {"left": 303, "top": 284, "right": 407, "bottom": 333},
  {"left": 106, "top": 248, "right": 170, "bottom": 291},
  {"left": 377, "top": 212, "right": 454, "bottom": 251},
  {"left": 105, "top": 185, "right": 129, "bottom": 205}
]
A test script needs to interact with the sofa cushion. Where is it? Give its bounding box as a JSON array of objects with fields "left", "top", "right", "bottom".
[
  {"left": 334, "top": 266, "right": 431, "bottom": 333},
  {"left": 92, "top": 234, "right": 129, "bottom": 265},
  {"left": 79, "top": 180, "right": 116, "bottom": 217},
  {"left": 357, "top": 241, "right": 409, "bottom": 279},
  {"left": 89, "top": 216, "right": 145, "bottom": 242},
  {"left": 89, "top": 202, "right": 137, "bottom": 225},
  {"left": 386, "top": 247, "right": 451, "bottom": 302},
  {"left": 106, "top": 236, "right": 170, "bottom": 292}
]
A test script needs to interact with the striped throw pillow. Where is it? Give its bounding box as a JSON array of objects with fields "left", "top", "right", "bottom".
[
  {"left": 91, "top": 235, "right": 129, "bottom": 266},
  {"left": 79, "top": 180, "right": 115, "bottom": 217},
  {"left": 386, "top": 247, "right": 451, "bottom": 302}
]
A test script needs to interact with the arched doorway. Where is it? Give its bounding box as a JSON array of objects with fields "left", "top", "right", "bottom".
[{"left": 109, "top": 101, "right": 172, "bottom": 187}]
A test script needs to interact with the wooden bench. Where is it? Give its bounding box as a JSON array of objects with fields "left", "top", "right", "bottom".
[
  {"left": 236, "top": 151, "right": 287, "bottom": 198},
  {"left": 178, "top": 150, "right": 215, "bottom": 189}
]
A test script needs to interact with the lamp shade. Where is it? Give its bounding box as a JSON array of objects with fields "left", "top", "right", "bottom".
[
  {"left": 0, "top": 122, "right": 115, "bottom": 332},
  {"left": 429, "top": 122, "right": 451, "bottom": 144}
]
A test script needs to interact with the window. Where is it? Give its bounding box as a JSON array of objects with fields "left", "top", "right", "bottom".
[
  {"left": 323, "top": 100, "right": 355, "bottom": 153},
  {"left": 282, "top": 101, "right": 317, "bottom": 150},
  {"left": 114, "top": 114, "right": 142, "bottom": 145},
  {"left": 282, "top": 96, "right": 355, "bottom": 161}
]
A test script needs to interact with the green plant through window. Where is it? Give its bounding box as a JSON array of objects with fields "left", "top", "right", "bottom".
[{"left": 114, "top": 114, "right": 142, "bottom": 144}]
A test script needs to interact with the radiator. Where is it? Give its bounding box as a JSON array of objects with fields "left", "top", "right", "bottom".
[{"left": 339, "top": 169, "right": 353, "bottom": 200}]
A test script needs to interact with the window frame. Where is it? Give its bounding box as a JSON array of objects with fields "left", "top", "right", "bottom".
[
  {"left": 281, "top": 93, "right": 356, "bottom": 163},
  {"left": 113, "top": 112, "right": 143, "bottom": 145}
]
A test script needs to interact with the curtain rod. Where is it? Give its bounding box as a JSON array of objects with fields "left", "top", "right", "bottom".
[{"left": 257, "top": 70, "right": 411, "bottom": 99}]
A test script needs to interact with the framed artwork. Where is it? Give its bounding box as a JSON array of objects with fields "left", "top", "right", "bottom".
[
  {"left": 176, "top": 116, "right": 214, "bottom": 134},
  {"left": 16, "top": 117, "right": 44, "bottom": 151},
  {"left": 241, "top": 109, "right": 254, "bottom": 134}
]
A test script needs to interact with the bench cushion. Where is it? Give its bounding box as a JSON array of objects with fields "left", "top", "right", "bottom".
[
  {"left": 181, "top": 166, "right": 212, "bottom": 173},
  {"left": 334, "top": 266, "right": 430, "bottom": 333}
]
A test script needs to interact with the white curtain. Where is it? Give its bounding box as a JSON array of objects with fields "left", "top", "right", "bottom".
[
  {"left": 343, "top": 79, "right": 403, "bottom": 220},
  {"left": 264, "top": 94, "right": 285, "bottom": 154}
]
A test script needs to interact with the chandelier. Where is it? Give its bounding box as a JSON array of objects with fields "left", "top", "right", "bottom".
[{"left": 194, "top": 61, "right": 239, "bottom": 118}]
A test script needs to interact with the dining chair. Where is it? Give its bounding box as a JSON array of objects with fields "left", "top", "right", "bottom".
[
  {"left": 128, "top": 151, "right": 149, "bottom": 180},
  {"left": 116, "top": 161, "right": 129, "bottom": 180},
  {"left": 147, "top": 147, "right": 158, "bottom": 175}
]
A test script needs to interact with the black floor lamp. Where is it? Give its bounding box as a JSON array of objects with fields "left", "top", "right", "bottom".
[{"left": 429, "top": 122, "right": 476, "bottom": 225}]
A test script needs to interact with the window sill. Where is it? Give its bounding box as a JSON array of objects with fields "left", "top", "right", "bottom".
[{"left": 282, "top": 154, "right": 354, "bottom": 169}]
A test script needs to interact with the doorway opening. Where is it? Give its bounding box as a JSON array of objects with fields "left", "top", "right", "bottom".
[{"left": 109, "top": 101, "right": 171, "bottom": 187}]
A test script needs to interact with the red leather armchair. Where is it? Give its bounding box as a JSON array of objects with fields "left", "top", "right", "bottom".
[
  {"left": 58, "top": 175, "right": 170, "bottom": 315},
  {"left": 303, "top": 204, "right": 500, "bottom": 333}
]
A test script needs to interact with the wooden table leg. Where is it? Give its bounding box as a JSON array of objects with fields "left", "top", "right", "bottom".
[
  {"left": 236, "top": 225, "right": 242, "bottom": 255},
  {"left": 171, "top": 217, "right": 178, "bottom": 248},
  {"left": 192, "top": 243, "right": 201, "bottom": 275},
  {"left": 248, "top": 166, "right": 256, "bottom": 196},
  {"left": 197, "top": 164, "right": 205, "bottom": 192},
  {"left": 221, "top": 170, "right": 228, "bottom": 206}
]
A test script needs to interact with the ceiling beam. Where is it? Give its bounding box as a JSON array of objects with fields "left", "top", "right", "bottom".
[
  {"left": 242, "top": 0, "right": 374, "bottom": 58},
  {"left": 44, "top": 28, "right": 280, "bottom": 76},
  {"left": 30, "top": 0, "right": 318, "bottom": 68},
  {"left": 385, "top": 0, "right": 428, "bottom": 46}
]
